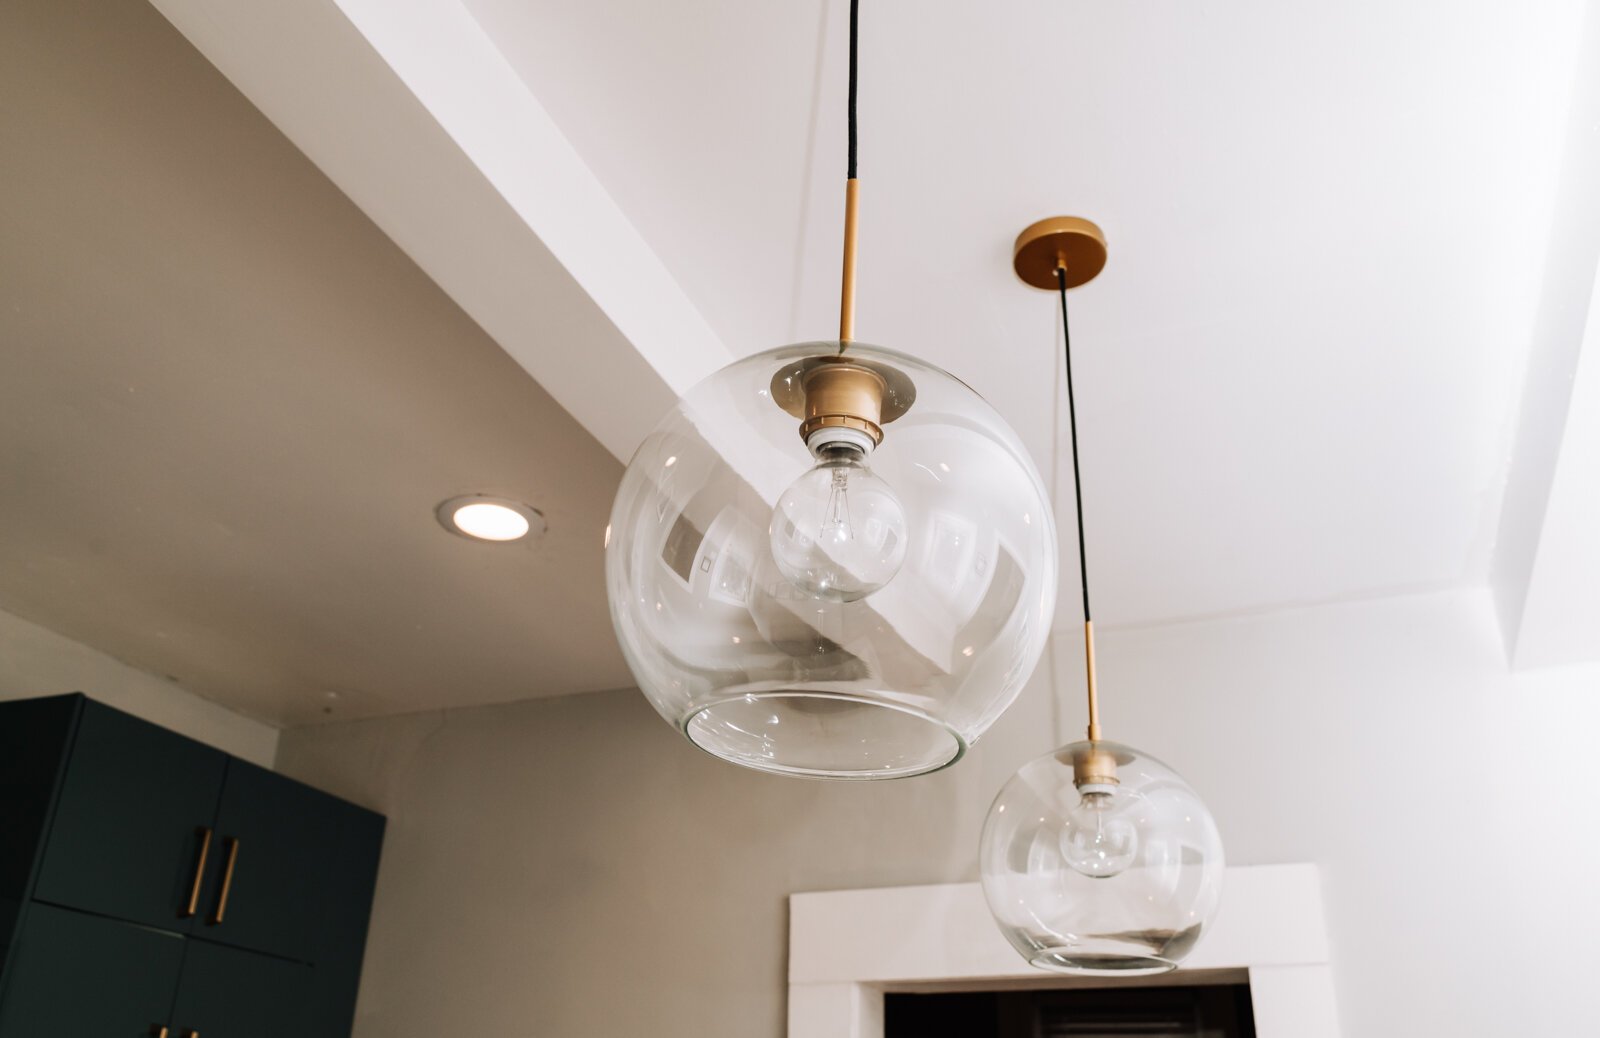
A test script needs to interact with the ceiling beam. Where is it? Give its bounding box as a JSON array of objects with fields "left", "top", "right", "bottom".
[
  {"left": 1491, "top": 3, "right": 1600, "bottom": 669},
  {"left": 147, "top": 0, "right": 968, "bottom": 673},
  {"left": 146, "top": 0, "right": 731, "bottom": 462},
  {"left": 1514, "top": 265, "right": 1600, "bottom": 669}
]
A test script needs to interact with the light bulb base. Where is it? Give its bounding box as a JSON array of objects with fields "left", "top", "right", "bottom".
[{"left": 805, "top": 425, "right": 876, "bottom": 458}]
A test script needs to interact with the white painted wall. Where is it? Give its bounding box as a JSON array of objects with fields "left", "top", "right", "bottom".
[
  {"left": 276, "top": 588, "right": 1600, "bottom": 1037},
  {"left": 0, "top": 607, "right": 279, "bottom": 766}
]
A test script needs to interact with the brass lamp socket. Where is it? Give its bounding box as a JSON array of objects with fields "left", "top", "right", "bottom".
[
  {"left": 769, "top": 352, "right": 916, "bottom": 454},
  {"left": 797, "top": 362, "right": 888, "bottom": 453},
  {"left": 1071, "top": 746, "right": 1120, "bottom": 790}
]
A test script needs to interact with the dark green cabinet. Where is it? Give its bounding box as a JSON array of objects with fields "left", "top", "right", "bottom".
[
  {"left": 201, "top": 758, "right": 357, "bottom": 963},
  {"left": 0, "top": 903, "right": 185, "bottom": 1036},
  {"left": 172, "top": 938, "right": 314, "bottom": 1038},
  {"left": 33, "top": 700, "right": 227, "bottom": 933},
  {"left": 0, "top": 694, "right": 384, "bottom": 1038}
]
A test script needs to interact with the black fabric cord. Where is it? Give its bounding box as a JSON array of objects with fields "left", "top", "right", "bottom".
[
  {"left": 1057, "top": 267, "right": 1092, "bottom": 623},
  {"left": 847, "top": 0, "right": 859, "bottom": 179}
]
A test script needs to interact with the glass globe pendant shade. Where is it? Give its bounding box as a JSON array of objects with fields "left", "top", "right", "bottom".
[
  {"left": 606, "top": 340, "right": 1058, "bottom": 779},
  {"left": 979, "top": 740, "right": 1224, "bottom": 974}
]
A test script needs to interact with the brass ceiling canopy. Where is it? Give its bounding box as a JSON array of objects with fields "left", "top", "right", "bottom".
[{"left": 1013, "top": 216, "right": 1107, "bottom": 291}]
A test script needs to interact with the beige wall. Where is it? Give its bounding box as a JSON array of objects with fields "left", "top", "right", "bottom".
[
  {"left": 0, "top": 607, "right": 278, "bottom": 766},
  {"left": 277, "top": 587, "right": 1600, "bottom": 1037}
]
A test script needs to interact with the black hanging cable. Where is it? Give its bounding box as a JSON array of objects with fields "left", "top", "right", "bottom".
[
  {"left": 1057, "top": 267, "right": 1092, "bottom": 623},
  {"left": 847, "top": 0, "right": 859, "bottom": 179}
]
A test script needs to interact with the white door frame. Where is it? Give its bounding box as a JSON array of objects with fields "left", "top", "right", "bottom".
[{"left": 788, "top": 863, "right": 1338, "bottom": 1037}]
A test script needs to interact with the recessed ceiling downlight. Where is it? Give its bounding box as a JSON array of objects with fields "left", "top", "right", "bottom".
[{"left": 436, "top": 495, "right": 545, "bottom": 543}]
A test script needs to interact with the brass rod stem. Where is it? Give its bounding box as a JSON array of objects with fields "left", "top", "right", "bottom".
[
  {"left": 1083, "top": 620, "right": 1101, "bottom": 742},
  {"left": 839, "top": 178, "right": 860, "bottom": 341}
]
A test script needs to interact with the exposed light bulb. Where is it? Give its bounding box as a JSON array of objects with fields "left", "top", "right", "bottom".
[
  {"left": 770, "top": 443, "right": 907, "bottom": 602},
  {"left": 1059, "top": 785, "right": 1139, "bottom": 879}
]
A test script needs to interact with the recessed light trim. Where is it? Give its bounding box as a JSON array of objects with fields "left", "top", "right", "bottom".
[{"left": 436, "top": 495, "right": 545, "bottom": 543}]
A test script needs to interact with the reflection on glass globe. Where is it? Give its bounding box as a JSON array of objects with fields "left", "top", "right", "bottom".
[
  {"left": 980, "top": 740, "right": 1223, "bottom": 974},
  {"left": 770, "top": 446, "right": 907, "bottom": 602},
  {"left": 1059, "top": 786, "right": 1140, "bottom": 878},
  {"left": 606, "top": 340, "right": 1058, "bottom": 779}
]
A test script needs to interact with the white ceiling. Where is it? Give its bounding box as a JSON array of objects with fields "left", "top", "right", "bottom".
[
  {"left": 461, "top": 0, "right": 1586, "bottom": 626},
  {"left": 4, "top": 0, "right": 1597, "bottom": 727}
]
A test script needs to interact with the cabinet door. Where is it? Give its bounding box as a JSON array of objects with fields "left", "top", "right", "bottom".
[
  {"left": 0, "top": 695, "right": 78, "bottom": 904},
  {"left": 0, "top": 902, "right": 185, "bottom": 1038},
  {"left": 171, "top": 938, "right": 312, "bottom": 1038},
  {"left": 197, "top": 759, "right": 369, "bottom": 963},
  {"left": 306, "top": 807, "right": 385, "bottom": 1038},
  {"left": 0, "top": 695, "right": 79, "bottom": 979},
  {"left": 34, "top": 701, "right": 226, "bottom": 932}
]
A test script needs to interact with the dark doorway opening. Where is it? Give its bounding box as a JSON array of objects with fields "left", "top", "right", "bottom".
[{"left": 886, "top": 983, "right": 1256, "bottom": 1038}]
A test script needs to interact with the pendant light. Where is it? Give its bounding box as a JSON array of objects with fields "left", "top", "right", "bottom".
[
  {"left": 978, "top": 219, "right": 1224, "bottom": 974},
  {"left": 605, "top": 2, "right": 1058, "bottom": 779}
]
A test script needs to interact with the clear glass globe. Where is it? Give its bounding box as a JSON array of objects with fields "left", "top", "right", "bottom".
[
  {"left": 606, "top": 340, "right": 1057, "bottom": 779},
  {"left": 980, "top": 740, "right": 1224, "bottom": 974},
  {"left": 770, "top": 445, "right": 908, "bottom": 603}
]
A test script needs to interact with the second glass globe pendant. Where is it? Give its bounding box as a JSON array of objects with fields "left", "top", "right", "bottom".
[
  {"left": 604, "top": 2, "right": 1057, "bottom": 778},
  {"left": 979, "top": 220, "right": 1224, "bottom": 974}
]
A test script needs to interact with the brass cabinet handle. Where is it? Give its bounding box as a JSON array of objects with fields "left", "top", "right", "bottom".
[
  {"left": 182, "top": 1031, "right": 199, "bottom": 1038},
  {"left": 180, "top": 828, "right": 213, "bottom": 919},
  {"left": 207, "top": 836, "right": 239, "bottom": 925},
  {"left": 151, "top": 1027, "right": 169, "bottom": 1038}
]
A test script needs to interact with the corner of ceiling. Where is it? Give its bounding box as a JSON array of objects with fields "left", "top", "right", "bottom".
[{"left": 1489, "top": 0, "right": 1600, "bottom": 670}]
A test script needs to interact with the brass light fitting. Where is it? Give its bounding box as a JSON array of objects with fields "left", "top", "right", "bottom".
[
  {"left": 783, "top": 174, "right": 897, "bottom": 451},
  {"left": 770, "top": 353, "right": 916, "bottom": 450},
  {"left": 768, "top": 3, "right": 918, "bottom": 457},
  {"left": 772, "top": 176, "right": 906, "bottom": 455},
  {"left": 839, "top": 178, "right": 861, "bottom": 342},
  {"left": 798, "top": 362, "right": 887, "bottom": 444}
]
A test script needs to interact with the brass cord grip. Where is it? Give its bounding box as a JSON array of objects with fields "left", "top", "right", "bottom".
[
  {"left": 839, "top": 178, "right": 860, "bottom": 342},
  {"left": 1072, "top": 619, "right": 1118, "bottom": 787},
  {"left": 1083, "top": 619, "right": 1101, "bottom": 743},
  {"left": 800, "top": 175, "right": 892, "bottom": 451}
]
